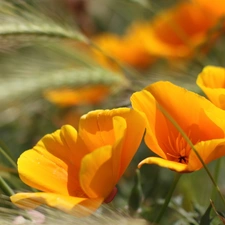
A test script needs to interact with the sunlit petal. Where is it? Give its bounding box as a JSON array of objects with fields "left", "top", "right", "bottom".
[
  {"left": 131, "top": 81, "right": 225, "bottom": 173},
  {"left": 18, "top": 125, "right": 88, "bottom": 197},
  {"left": 112, "top": 110, "right": 146, "bottom": 179},
  {"left": 80, "top": 145, "right": 115, "bottom": 199}
]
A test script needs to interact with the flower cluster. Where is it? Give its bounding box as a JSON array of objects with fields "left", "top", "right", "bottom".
[
  {"left": 10, "top": 65, "right": 225, "bottom": 216},
  {"left": 92, "top": 0, "right": 225, "bottom": 69}
]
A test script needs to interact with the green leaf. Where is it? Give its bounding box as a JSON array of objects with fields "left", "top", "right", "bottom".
[{"left": 199, "top": 203, "right": 212, "bottom": 225}]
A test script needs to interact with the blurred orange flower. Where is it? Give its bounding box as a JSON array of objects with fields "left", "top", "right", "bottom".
[
  {"left": 197, "top": 66, "right": 225, "bottom": 110},
  {"left": 129, "top": 1, "right": 225, "bottom": 59},
  {"left": 92, "top": 33, "right": 154, "bottom": 70},
  {"left": 10, "top": 108, "right": 145, "bottom": 216},
  {"left": 195, "top": 0, "right": 225, "bottom": 24},
  {"left": 131, "top": 81, "right": 225, "bottom": 173},
  {"left": 44, "top": 85, "right": 111, "bottom": 107}
]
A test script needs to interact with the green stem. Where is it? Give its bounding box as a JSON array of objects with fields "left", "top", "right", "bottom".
[
  {"left": 154, "top": 173, "right": 181, "bottom": 224},
  {"left": 0, "top": 175, "right": 14, "bottom": 196},
  {"left": 158, "top": 104, "right": 225, "bottom": 207},
  {"left": 0, "top": 147, "right": 17, "bottom": 169}
]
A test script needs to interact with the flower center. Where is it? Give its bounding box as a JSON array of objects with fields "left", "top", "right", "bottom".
[{"left": 166, "top": 132, "right": 192, "bottom": 164}]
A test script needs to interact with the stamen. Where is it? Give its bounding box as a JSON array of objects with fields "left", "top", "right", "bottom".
[
  {"left": 167, "top": 152, "right": 180, "bottom": 159},
  {"left": 165, "top": 131, "right": 192, "bottom": 164}
]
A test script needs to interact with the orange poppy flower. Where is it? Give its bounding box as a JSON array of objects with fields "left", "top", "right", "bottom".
[
  {"left": 129, "top": 1, "right": 223, "bottom": 59},
  {"left": 10, "top": 108, "right": 145, "bottom": 216},
  {"left": 130, "top": 81, "right": 225, "bottom": 173},
  {"left": 44, "top": 85, "right": 111, "bottom": 107},
  {"left": 92, "top": 33, "right": 154, "bottom": 70},
  {"left": 197, "top": 66, "right": 225, "bottom": 110},
  {"left": 195, "top": 0, "right": 225, "bottom": 24}
]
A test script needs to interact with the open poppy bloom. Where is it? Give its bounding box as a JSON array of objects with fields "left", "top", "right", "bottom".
[
  {"left": 128, "top": 1, "right": 224, "bottom": 59},
  {"left": 131, "top": 81, "right": 225, "bottom": 173},
  {"left": 10, "top": 108, "right": 145, "bottom": 216},
  {"left": 197, "top": 66, "right": 225, "bottom": 110}
]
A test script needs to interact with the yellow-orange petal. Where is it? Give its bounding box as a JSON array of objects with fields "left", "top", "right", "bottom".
[
  {"left": 79, "top": 109, "right": 116, "bottom": 150},
  {"left": 138, "top": 157, "right": 188, "bottom": 172},
  {"left": 79, "top": 145, "right": 115, "bottom": 199},
  {"left": 131, "top": 82, "right": 225, "bottom": 147},
  {"left": 110, "top": 116, "right": 127, "bottom": 181},
  {"left": 197, "top": 66, "right": 225, "bottom": 109},
  {"left": 10, "top": 192, "right": 103, "bottom": 216},
  {"left": 79, "top": 108, "right": 131, "bottom": 150},
  {"left": 112, "top": 111, "right": 146, "bottom": 179},
  {"left": 130, "top": 89, "right": 169, "bottom": 159},
  {"left": 79, "top": 108, "right": 145, "bottom": 180},
  {"left": 187, "top": 139, "right": 225, "bottom": 171},
  {"left": 18, "top": 125, "right": 88, "bottom": 196},
  {"left": 145, "top": 81, "right": 225, "bottom": 136}
]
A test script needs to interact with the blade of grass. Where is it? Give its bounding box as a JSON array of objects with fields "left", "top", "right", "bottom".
[{"left": 0, "top": 147, "right": 17, "bottom": 169}]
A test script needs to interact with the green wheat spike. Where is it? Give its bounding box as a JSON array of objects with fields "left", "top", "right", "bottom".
[
  {"left": 0, "top": 68, "right": 125, "bottom": 104},
  {"left": 0, "top": 1, "right": 88, "bottom": 44}
]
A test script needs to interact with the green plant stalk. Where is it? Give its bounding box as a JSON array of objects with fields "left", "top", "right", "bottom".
[
  {"left": 154, "top": 173, "right": 182, "bottom": 224},
  {"left": 157, "top": 103, "right": 225, "bottom": 207},
  {"left": 0, "top": 147, "right": 17, "bottom": 169},
  {"left": 0, "top": 175, "right": 14, "bottom": 196}
]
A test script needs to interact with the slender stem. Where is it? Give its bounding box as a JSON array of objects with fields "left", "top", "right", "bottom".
[
  {"left": 0, "top": 147, "right": 17, "bottom": 169},
  {"left": 0, "top": 176, "right": 14, "bottom": 196},
  {"left": 154, "top": 173, "right": 182, "bottom": 224},
  {"left": 158, "top": 104, "right": 225, "bottom": 207}
]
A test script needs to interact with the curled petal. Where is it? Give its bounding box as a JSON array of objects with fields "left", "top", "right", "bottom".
[
  {"left": 138, "top": 157, "right": 188, "bottom": 173},
  {"left": 79, "top": 108, "right": 132, "bottom": 150}
]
